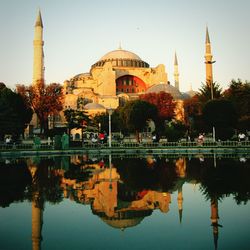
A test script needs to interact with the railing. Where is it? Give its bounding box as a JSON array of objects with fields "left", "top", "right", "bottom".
[
  {"left": 0, "top": 140, "right": 249, "bottom": 151},
  {"left": 82, "top": 140, "right": 250, "bottom": 148},
  {"left": 0, "top": 143, "right": 53, "bottom": 151}
]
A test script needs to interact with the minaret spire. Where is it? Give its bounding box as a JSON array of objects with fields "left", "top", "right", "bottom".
[
  {"left": 173, "top": 51, "right": 180, "bottom": 91},
  {"left": 35, "top": 9, "right": 43, "bottom": 28},
  {"left": 204, "top": 26, "right": 215, "bottom": 86},
  {"left": 33, "top": 9, "right": 44, "bottom": 85},
  {"left": 206, "top": 26, "right": 210, "bottom": 44}
]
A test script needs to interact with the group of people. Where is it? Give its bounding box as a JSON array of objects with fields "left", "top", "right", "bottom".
[
  {"left": 5, "top": 136, "right": 12, "bottom": 144},
  {"left": 90, "top": 132, "right": 107, "bottom": 144},
  {"left": 197, "top": 133, "right": 205, "bottom": 145},
  {"left": 238, "top": 132, "right": 247, "bottom": 142}
]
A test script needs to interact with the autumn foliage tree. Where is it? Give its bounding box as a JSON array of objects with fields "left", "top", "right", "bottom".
[
  {"left": 139, "top": 92, "right": 175, "bottom": 120},
  {"left": 139, "top": 91, "right": 176, "bottom": 133},
  {"left": 183, "top": 94, "right": 203, "bottom": 131},
  {"left": 16, "top": 80, "right": 64, "bottom": 134}
]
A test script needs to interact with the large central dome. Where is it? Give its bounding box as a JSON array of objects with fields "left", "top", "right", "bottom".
[
  {"left": 91, "top": 48, "right": 149, "bottom": 69},
  {"left": 100, "top": 49, "right": 142, "bottom": 61}
]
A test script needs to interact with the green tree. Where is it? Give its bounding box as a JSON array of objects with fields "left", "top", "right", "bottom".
[
  {"left": 223, "top": 79, "right": 250, "bottom": 130},
  {"left": 202, "top": 99, "right": 237, "bottom": 140},
  {"left": 120, "top": 100, "right": 158, "bottom": 142},
  {"left": 92, "top": 110, "right": 122, "bottom": 133},
  {"left": 164, "top": 120, "right": 187, "bottom": 142},
  {"left": 198, "top": 82, "right": 222, "bottom": 103},
  {"left": 64, "top": 108, "right": 90, "bottom": 134},
  {"left": 0, "top": 83, "right": 33, "bottom": 140}
]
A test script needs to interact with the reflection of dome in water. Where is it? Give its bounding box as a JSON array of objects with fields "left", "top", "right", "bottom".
[
  {"left": 146, "top": 83, "right": 183, "bottom": 100},
  {"left": 93, "top": 208, "right": 152, "bottom": 230},
  {"left": 101, "top": 217, "right": 144, "bottom": 229}
]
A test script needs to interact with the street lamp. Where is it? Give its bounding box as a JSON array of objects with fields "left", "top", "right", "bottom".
[
  {"left": 210, "top": 82, "right": 216, "bottom": 142},
  {"left": 109, "top": 154, "right": 112, "bottom": 190},
  {"left": 107, "top": 107, "right": 114, "bottom": 148}
]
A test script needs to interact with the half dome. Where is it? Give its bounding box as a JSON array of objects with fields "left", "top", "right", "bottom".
[
  {"left": 84, "top": 103, "right": 106, "bottom": 110},
  {"left": 146, "top": 83, "right": 183, "bottom": 100}
]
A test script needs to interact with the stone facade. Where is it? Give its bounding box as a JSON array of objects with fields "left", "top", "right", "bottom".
[{"left": 63, "top": 48, "right": 168, "bottom": 111}]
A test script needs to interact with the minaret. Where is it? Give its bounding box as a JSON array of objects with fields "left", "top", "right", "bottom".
[
  {"left": 33, "top": 10, "right": 44, "bottom": 85},
  {"left": 204, "top": 26, "right": 215, "bottom": 86},
  {"left": 173, "top": 52, "right": 180, "bottom": 90}
]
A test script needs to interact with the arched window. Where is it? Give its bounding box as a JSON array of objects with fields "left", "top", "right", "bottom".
[{"left": 116, "top": 75, "right": 146, "bottom": 94}]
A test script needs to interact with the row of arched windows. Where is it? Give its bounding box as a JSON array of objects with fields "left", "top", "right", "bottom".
[{"left": 91, "top": 59, "right": 149, "bottom": 69}]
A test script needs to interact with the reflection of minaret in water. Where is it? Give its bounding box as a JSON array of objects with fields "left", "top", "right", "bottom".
[
  {"left": 175, "top": 158, "right": 186, "bottom": 223},
  {"left": 29, "top": 165, "right": 43, "bottom": 250},
  {"left": 32, "top": 195, "right": 43, "bottom": 250},
  {"left": 210, "top": 197, "right": 222, "bottom": 250},
  {"left": 177, "top": 186, "right": 183, "bottom": 223}
]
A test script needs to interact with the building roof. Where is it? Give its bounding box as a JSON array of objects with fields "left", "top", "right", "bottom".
[
  {"left": 100, "top": 49, "right": 142, "bottom": 61},
  {"left": 146, "top": 83, "right": 184, "bottom": 100}
]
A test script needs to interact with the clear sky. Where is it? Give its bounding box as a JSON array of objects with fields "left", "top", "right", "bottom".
[{"left": 0, "top": 0, "right": 249, "bottom": 92}]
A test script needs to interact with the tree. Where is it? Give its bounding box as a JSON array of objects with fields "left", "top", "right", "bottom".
[
  {"left": 0, "top": 83, "right": 33, "bottom": 140},
  {"left": 202, "top": 99, "right": 237, "bottom": 140},
  {"left": 164, "top": 120, "right": 187, "bottom": 142},
  {"left": 223, "top": 79, "right": 250, "bottom": 130},
  {"left": 92, "top": 110, "right": 122, "bottom": 133},
  {"left": 17, "top": 80, "right": 64, "bottom": 134},
  {"left": 183, "top": 95, "right": 205, "bottom": 138},
  {"left": 120, "top": 100, "right": 158, "bottom": 142},
  {"left": 64, "top": 108, "right": 90, "bottom": 135},
  {"left": 198, "top": 82, "right": 222, "bottom": 103}
]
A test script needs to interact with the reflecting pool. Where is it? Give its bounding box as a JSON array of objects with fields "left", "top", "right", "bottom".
[{"left": 0, "top": 153, "right": 250, "bottom": 250}]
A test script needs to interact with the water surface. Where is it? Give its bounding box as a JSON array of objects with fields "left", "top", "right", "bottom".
[{"left": 0, "top": 154, "right": 249, "bottom": 250}]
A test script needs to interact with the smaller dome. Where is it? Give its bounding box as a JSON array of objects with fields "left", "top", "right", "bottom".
[
  {"left": 185, "top": 89, "right": 197, "bottom": 98},
  {"left": 71, "top": 72, "right": 91, "bottom": 81},
  {"left": 146, "top": 83, "right": 183, "bottom": 100},
  {"left": 84, "top": 103, "right": 106, "bottom": 110}
]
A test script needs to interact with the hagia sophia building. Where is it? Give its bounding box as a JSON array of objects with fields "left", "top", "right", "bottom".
[{"left": 32, "top": 10, "right": 214, "bottom": 133}]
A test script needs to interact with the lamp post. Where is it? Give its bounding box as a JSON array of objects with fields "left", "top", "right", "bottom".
[
  {"left": 109, "top": 154, "right": 112, "bottom": 190},
  {"left": 107, "top": 107, "right": 114, "bottom": 148},
  {"left": 211, "top": 82, "right": 216, "bottom": 142}
]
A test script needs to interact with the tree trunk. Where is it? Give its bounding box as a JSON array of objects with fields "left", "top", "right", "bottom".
[{"left": 136, "top": 130, "right": 140, "bottom": 143}]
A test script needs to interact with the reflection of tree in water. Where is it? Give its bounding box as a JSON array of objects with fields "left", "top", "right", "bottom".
[
  {"left": 113, "top": 157, "right": 178, "bottom": 198},
  {"left": 64, "top": 163, "right": 93, "bottom": 182},
  {"left": 0, "top": 159, "right": 32, "bottom": 207},
  {"left": 27, "top": 158, "right": 64, "bottom": 208},
  {"left": 198, "top": 158, "right": 250, "bottom": 204}
]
